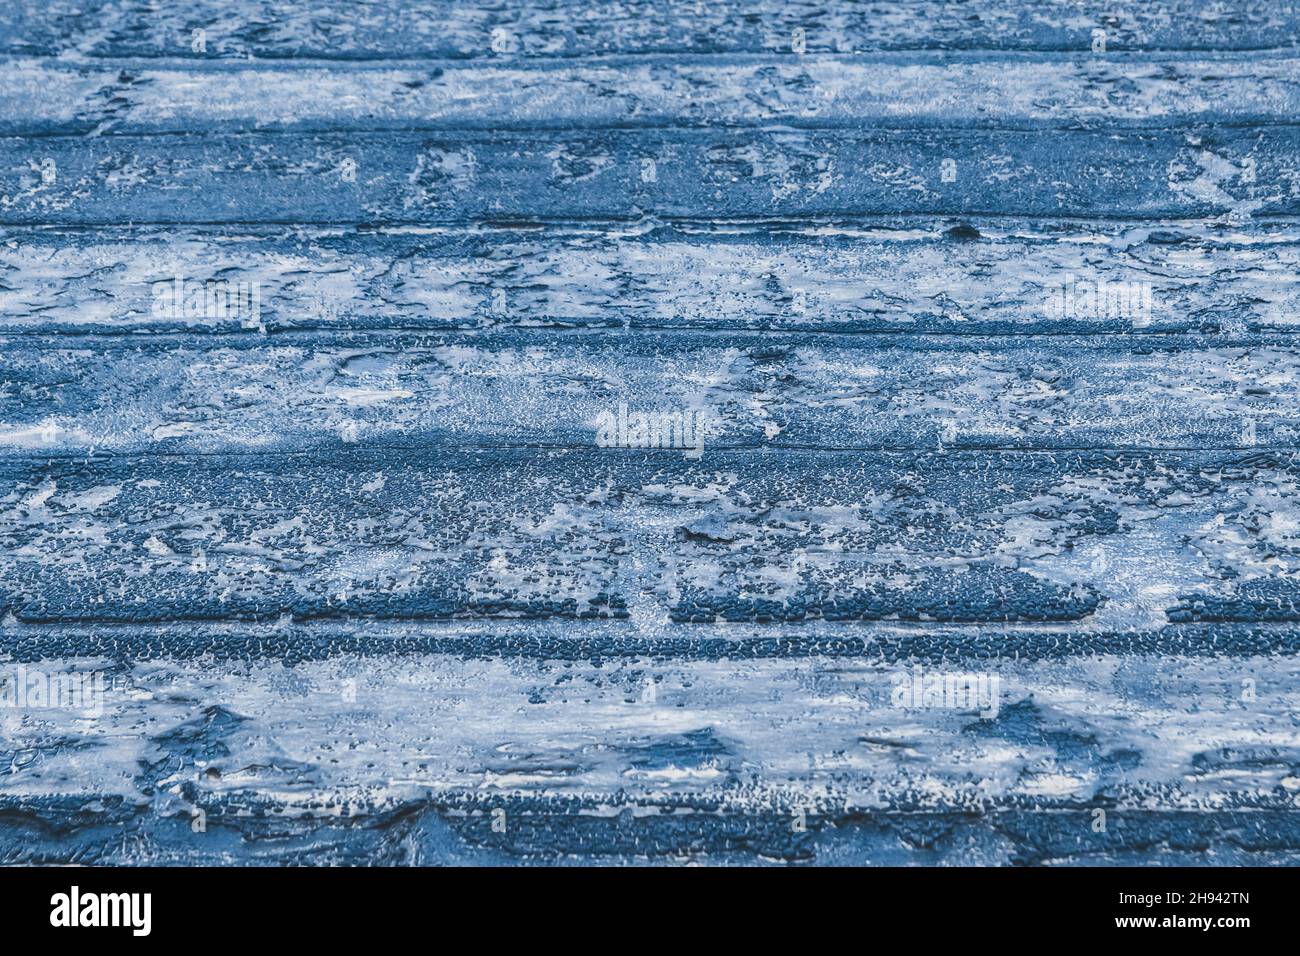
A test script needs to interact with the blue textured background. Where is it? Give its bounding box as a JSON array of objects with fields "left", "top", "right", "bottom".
[{"left": 1, "top": 0, "right": 1299, "bottom": 865}]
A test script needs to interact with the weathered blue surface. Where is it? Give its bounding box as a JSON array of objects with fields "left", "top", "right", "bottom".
[{"left": 1, "top": 0, "right": 1298, "bottom": 866}]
